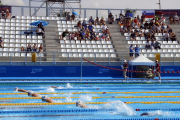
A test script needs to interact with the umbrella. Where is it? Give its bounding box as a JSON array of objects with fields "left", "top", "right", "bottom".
[
  {"left": 30, "top": 20, "right": 49, "bottom": 26},
  {"left": 72, "top": 11, "right": 78, "bottom": 16},
  {"left": 156, "top": 11, "right": 163, "bottom": 15}
]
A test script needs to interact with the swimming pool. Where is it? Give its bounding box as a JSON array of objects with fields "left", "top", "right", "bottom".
[{"left": 1, "top": 82, "right": 180, "bottom": 120}]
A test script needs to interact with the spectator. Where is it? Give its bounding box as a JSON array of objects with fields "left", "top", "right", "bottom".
[
  {"left": 70, "top": 32, "right": 75, "bottom": 40},
  {"left": 134, "top": 17, "right": 138, "bottom": 24},
  {"left": 75, "top": 31, "right": 80, "bottom": 40},
  {"left": 154, "top": 41, "right": 161, "bottom": 50},
  {"left": 59, "top": 29, "right": 69, "bottom": 42},
  {"left": 141, "top": 13, "right": 145, "bottom": 22},
  {"left": 27, "top": 43, "right": 32, "bottom": 51},
  {"left": 101, "top": 33, "right": 106, "bottom": 41},
  {"left": 108, "top": 13, "right": 114, "bottom": 24},
  {"left": 77, "top": 21, "right": 81, "bottom": 29},
  {"left": 36, "top": 26, "right": 45, "bottom": 38},
  {"left": 80, "top": 29, "right": 86, "bottom": 41},
  {"left": 145, "top": 40, "right": 151, "bottom": 49},
  {"left": 95, "top": 33, "right": 99, "bottom": 41},
  {"left": 0, "top": 37, "right": 3, "bottom": 48},
  {"left": 1, "top": 11, "right": 5, "bottom": 19},
  {"left": 84, "top": 24, "right": 88, "bottom": 30},
  {"left": 166, "top": 25, "right": 170, "bottom": 31},
  {"left": 174, "top": 13, "right": 179, "bottom": 25},
  {"left": 116, "top": 14, "right": 123, "bottom": 23},
  {"left": 156, "top": 25, "right": 161, "bottom": 33},
  {"left": 39, "top": 22, "right": 44, "bottom": 32},
  {"left": 129, "top": 44, "right": 134, "bottom": 60},
  {"left": 89, "top": 16, "right": 94, "bottom": 24},
  {"left": 100, "top": 17, "right": 105, "bottom": 25},
  {"left": 152, "top": 24, "right": 156, "bottom": 31},
  {"left": 39, "top": 44, "right": 43, "bottom": 53},
  {"left": 90, "top": 32, "right": 96, "bottom": 41},
  {"left": 169, "top": 15, "right": 174, "bottom": 24},
  {"left": 170, "top": 32, "right": 176, "bottom": 41},
  {"left": 21, "top": 46, "right": 25, "bottom": 51},
  {"left": 168, "top": 28, "right": 173, "bottom": 34},
  {"left": 6, "top": 9, "right": 11, "bottom": 19},
  {"left": 140, "top": 21, "right": 144, "bottom": 29},
  {"left": 144, "top": 21, "right": 149, "bottom": 29},
  {"left": 71, "top": 13, "right": 75, "bottom": 21},
  {"left": 160, "top": 14, "right": 165, "bottom": 23},
  {"left": 95, "top": 17, "right": 100, "bottom": 25},
  {"left": 66, "top": 12, "right": 70, "bottom": 21},
  {"left": 102, "top": 24, "right": 107, "bottom": 32},
  {"left": 130, "top": 31, "right": 136, "bottom": 41},
  {"left": 33, "top": 43, "right": 37, "bottom": 52},
  {"left": 161, "top": 24, "right": 165, "bottom": 33},
  {"left": 138, "top": 28, "right": 144, "bottom": 37},
  {"left": 82, "top": 20, "right": 86, "bottom": 27},
  {"left": 88, "top": 22, "right": 93, "bottom": 32},
  {"left": 165, "top": 31, "right": 170, "bottom": 42},
  {"left": 135, "top": 45, "right": 140, "bottom": 58},
  {"left": 151, "top": 40, "right": 154, "bottom": 49}
]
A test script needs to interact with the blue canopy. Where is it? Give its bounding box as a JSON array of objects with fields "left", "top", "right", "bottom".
[
  {"left": 72, "top": 11, "right": 78, "bottom": 16},
  {"left": 30, "top": 20, "right": 49, "bottom": 26},
  {"left": 125, "top": 13, "right": 133, "bottom": 17}
]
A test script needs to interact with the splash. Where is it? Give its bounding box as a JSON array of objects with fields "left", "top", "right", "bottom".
[
  {"left": 65, "top": 97, "right": 73, "bottom": 102},
  {"left": 39, "top": 88, "right": 55, "bottom": 93},
  {"left": 147, "top": 110, "right": 175, "bottom": 116},
  {"left": 103, "top": 100, "right": 136, "bottom": 116},
  {"left": 66, "top": 83, "right": 73, "bottom": 88},
  {"left": 79, "top": 94, "right": 92, "bottom": 102}
]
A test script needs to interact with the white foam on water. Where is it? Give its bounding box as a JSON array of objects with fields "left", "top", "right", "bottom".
[
  {"left": 66, "top": 83, "right": 73, "bottom": 88},
  {"left": 39, "top": 88, "right": 56, "bottom": 93},
  {"left": 65, "top": 97, "right": 73, "bottom": 102},
  {"left": 102, "top": 100, "right": 136, "bottom": 116},
  {"left": 54, "top": 100, "right": 62, "bottom": 103},
  {"left": 148, "top": 110, "right": 175, "bottom": 116},
  {"left": 63, "top": 92, "right": 73, "bottom": 96},
  {"left": 57, "top": 86, "right": 64, "bottom": 89},
  {"left": 79, "top": 94, "right": 92, "bottom": 102}
]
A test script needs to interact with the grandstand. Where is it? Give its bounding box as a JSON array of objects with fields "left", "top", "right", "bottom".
[{"left": 0, "top": 10, "right": 180, "bottom": 63}]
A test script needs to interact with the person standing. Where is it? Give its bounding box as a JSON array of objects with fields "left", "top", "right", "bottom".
[
  {"left": 135, "top": 45, "right": 140, "bottom": 58},
  {"left": 123, "top": 60, "right": 129, "bottom": 80},
  {"left": 129, "top": 44, "right": 134, "bottom": 60},
  {"left": 153, "top": 60, "right": 161, "bottom": 81}
]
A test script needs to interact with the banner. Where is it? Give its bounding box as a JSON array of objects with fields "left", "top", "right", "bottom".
[
  {"left": 155, "top": 10, "right": 180, "bottom": 17},
  {"left": 142, "top": 10, "right": 155, "bottom": 18},
  {"left": 0, "top": 5, "right": 11, "bottom": 13}
]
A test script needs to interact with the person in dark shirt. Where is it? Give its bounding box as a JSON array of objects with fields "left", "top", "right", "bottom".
[
  {"left": 1, "top": 11, "right": 5, "bottom": 19},
  {"left": 82, "top": 20, "right": 86, "bottom": 27},
  {"left": 59, "top": 30, "right": 69, "bottom": 42},
  {"left": 108, "top": 13, "right": 114, "bottom": 24},
  {"left": 123, "top": 60, "right": 129, "bottom": 80},
  {"left": 135, "top": 45, "right": 140, "bottom": 58},
  {"left": 153, "top": 60, "right": 161, "bottom": 81},
  {"left": 71, "top": 13, "right": 75, "bottom": 21},
  {"left": 144, "top": 21, "right": 149, "bottom": 29},
  {"left": 66, "top": 12, "right": 71, "bottom": 21},
  {"left": 89, "top": 16, "right": 94, "bottom": 24},
  {"left": 88, "top": 22, "right": 93, "bottom": 32},
  {"left": 130, "top": 31, "right": 136, "bottom": 40}
]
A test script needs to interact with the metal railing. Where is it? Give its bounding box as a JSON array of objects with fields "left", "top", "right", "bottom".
[
  {"left": 9, "top": 5, "right": 180, "bottom": 18},
  {"left": 0, "top": 51, "right": 179, "bottom": 65}
]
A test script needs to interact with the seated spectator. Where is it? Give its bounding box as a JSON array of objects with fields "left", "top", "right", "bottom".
[
  {"left": 100, "top": 17, "right": 105, "bottom": 25},
  {"left": 21, "top": 46, "right": 25, "bottom": 51},
  {"left": 33, "top": 43, "right": 37, "bottom": 52},
  {"left": 70, "top": 32, "right": 75, "bottom": 40},
  {"left": 151, "top": 40, "right": 154, "bottom": 49},
  {"left": 140, "top": 21, "right": 144, "bottom": 29},
  {"left": 105, "top": 32, "right": 110, "bottom": 41},
  {"left": 144, "top": 28, "right": 149, "bottom": 38},
  {"left": 156, "top": 25, "right": 161, "bottom": 33},
  {"left": 135, "top": 45, "right": 140, "bottom": 58},
  {"left": 141, "top": 13, "right": 145, "bottom": 22},
  {"left": 108, "top": 13, "right": 114, "bottom": 24},
  {"left": 0, "top": 37, "right": 3, "bottom": 48},
  {"left": 145, "top": 40, "right": 151, "bottom": 49},
  {"left": 130, "top": 31, "right": 136, "bottom": 41},
  {"left": 6, "top": 9, "right": 11, "bottom": 19},
  {"left": 149, "top": 20, "right": 154, "bottom": 27},
  {"left": 82, "top": 20, "right": 86, "bottom": 27},
  {"left": 59, "top": 29, "right": 69, "bottom": 42},
  {"left": 174, "top": 13, "right": 179, "bottom": 25},
  {"left": 80, "top": 30, "right": 86, "bottom": 41},
  {"left": 77, "top": 21, "right": 81, "bottom": 29},
  {"left": 170, "top": 32, "right": 176, "bottom": 41},
  {"left": 27, "top": 43, "right": 32, "bottom": 51},
  {"left": 89, "top": 16, "right": 94, "bottom": 24},
  {"left": 88, "top": 22, "right": 93, "bottom": 32},
  {"left": 116, "top": 14, "right": 123, "bottom": 23},
  {"left": 168, "top": 28, "right": 173, "bottom": 34},
  {"left": 75, "top": 31, "right": 80, "bottom": 40},
  {"left": 66, "top": 12, "right": 70, "bottom": 21},
  {"left": 169, "top": 15, "right": 174, "bottom": 24},
  {"left": 161, "top": 24, "right": 165, "bottom": 33},
  {"left": 84, "top": 24, "right": 88, "bottom": 30},
  {"left": 152, "top": 24, "right": 156, "bottom": 31},
  {"left": 154, "top": 41, "right": 161, "bottom": 50},
  {"left": 101, "top": 33, "right": 106, "bottom": 41},
  {"left": 144, "top": 21, "right": 149, "bottom": 29},
  {"left": 1, "top": 11, "right": 5, "bottom": 19},
  {"left": 138, "top": 28, "right": 144, "bottom": 37},
  {"left": 95, "top": 17, "right": 100, "bottom": 25},
  {"left": 104, "top": 28, "right": 111, "bottom": 38},
  {"left": 129, "top": 44, "right": 134, "bottom": 60},
  {"left": 166, "top": 25, "right": 170, "bottom": 31},
  {"left": 134, "top": 17, "right": 138, "bottom": 24},
  {"left": 39, "top": 22, "right": 44, "bottom": 32},
  {"left": 160, "top": 14, "right": 165, "bottom": 23},
  {"left": 36, "top": 26, "right": 45, "bottom": 38},
  {"left": 71, "top": 13, "right": 75, "bottom": 21},
  {"left": 165, "top": 31, "right": 170, "bottom": 42},
  {"left": 95, "top": 33, "right": 99, "bottom": 41},
  {"left": 90, "top": 32, "right": 96, "bottom": 40},
  {"left": 102, "top": 24, "right": 107, "bottom": 32},
  {"left": 39, "top": 44, "right": 43, "bottom": 53},
  {"left": 85, "top": 31, "right": 90, "bottom": 40}
]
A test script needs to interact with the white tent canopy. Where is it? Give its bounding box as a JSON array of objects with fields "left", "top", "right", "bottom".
[{"left": 129, "top": 55, "right": 155, "bottom": 66}]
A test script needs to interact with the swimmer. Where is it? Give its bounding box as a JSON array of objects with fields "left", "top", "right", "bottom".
[
  {"left": 140, "top": 112, "right": 150, "bottom": 116},
  {"left": 41, "top": 96, "right": 53, "bottom": 103},
  {"left": 14, "top": 87, "right": 27, "bottom": 92},
  {"left": 27, "top": 91, "right": 40, "bottom": 97},
  {"left": 51, "top": 86, "right": 58, "bottom": 88},
  {"left": 76, "top": 100, "right": 88, "bottom": 108}
]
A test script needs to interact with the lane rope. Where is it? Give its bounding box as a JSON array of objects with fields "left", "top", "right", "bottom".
[
  {"left": 1, "top": 101, "right": 180, "bottom": 106},
  {"left": 1, "top": 108, "right": 180, "bottom": 114},
  {"left": 1, "top": 91, "right": 180, "bottom": 95},
  {"left": 2, "top": 96, "right": 180, "bottom": 100}
]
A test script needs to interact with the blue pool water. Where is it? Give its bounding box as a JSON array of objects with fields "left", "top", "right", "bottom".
[{"left": 1, "top": 83, "right": 180, "bottom": 120}]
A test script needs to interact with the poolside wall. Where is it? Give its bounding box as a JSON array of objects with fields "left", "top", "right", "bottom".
[{"left": 0, "top": 65, "right": 179, "bottom": 77}]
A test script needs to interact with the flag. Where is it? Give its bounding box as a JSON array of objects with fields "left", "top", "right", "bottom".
[{"left": 142, "top": 10, "right": 155, "bottom": 18}]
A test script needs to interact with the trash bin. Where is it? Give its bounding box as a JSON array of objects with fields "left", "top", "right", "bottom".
[
  {"left": 31, "top": 53, "right": 36, "bottom": 62},
  {"left": 155, "top": 53, "right": 160, "bottom": 62}
]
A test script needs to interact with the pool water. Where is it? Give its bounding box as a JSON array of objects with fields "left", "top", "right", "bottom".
[{"left": 0, "top": 83, "right": 180, "bottom": 120}]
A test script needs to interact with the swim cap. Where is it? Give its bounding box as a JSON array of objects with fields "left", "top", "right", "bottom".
[
  {"left": 78, "top": 100, "right": 82, "bottom": 105},
  {"left": 15, "top": 87, "right": 18, "bottom": 90}
]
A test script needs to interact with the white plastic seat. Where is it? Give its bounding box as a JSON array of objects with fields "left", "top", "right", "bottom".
[
  {"left": 71, "top": 45, "right": 76, "bottom": 48},
  {"left": 10, "top": 39, "right": 15, "bottom": 43},
  {"left": 67, "top": 49, "right": 72, "bottom": 52},
  {"left": 32, "top": 40, "right": 37, "bottom": 43},
  {"left": 90, "top": 54, "right": 95, "bottom": 57},
  {"left": 83, "top": 49, "right": 88, "bottom": 52},
  {"left": 82, "top": 45, "right": 87, "bottom": 48},
  {"left": 21, "top": 39, "right": 26, "bottom": 43},
  {"left": 84, "top": 54, "right": 89, "bottom": 57},
  {"left": 72, "top": 49, "right": 77, "bottom": 52},
  {"left": 111, "top": 54, "right": 116, "bottom": 58},
  {"left": 78, "top": 49, "right": 82, "bottom": 52},
  {"left": 15, "top": 44, "right": 21, "bottom": 47},
  {"left": 4, "top": 39, "right": 9, "bottom": 42},
  {"left": 3, "top": 53, "right": 8, "bottom": 57},
  {"left": 15, "top": 53, "right": 20, "bottom": 57},
  {"left": 10, "top": 35, "right": 15, "bottom": 39},
  {"left": 9, "top": 48, "right": 15, "bottom": 51},
  {"left": 87, "top": 45, "right": 92, "bottom": 48},
  {"left": 98, "top": 45, "right": 102, "bottom": 48},
  {"left": 66, "top": 45, "right": 71, "bottom": 48},
  {"left": 61, "top": 44, "right": 66, "bottom": 48}
]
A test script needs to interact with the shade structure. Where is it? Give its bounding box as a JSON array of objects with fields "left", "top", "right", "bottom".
[{"left": 129, "top": 55, "right": 155, "bottom": 66}]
